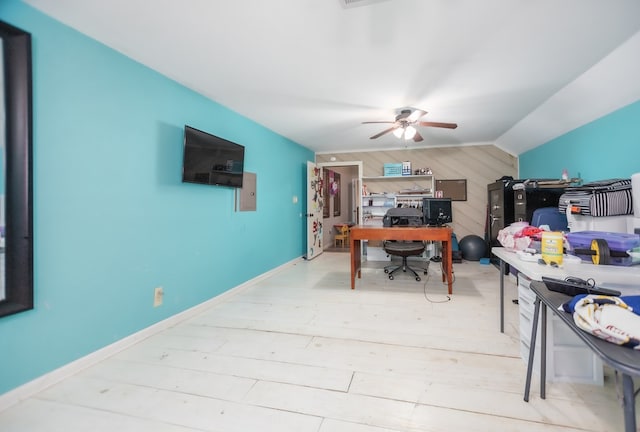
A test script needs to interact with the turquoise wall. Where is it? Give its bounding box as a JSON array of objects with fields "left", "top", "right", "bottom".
[
  {"left": 519, "top": 100, "right": 640, "bottom": 182},
  {"left": 0, "top": 1, "right": 313, "bottom": 394}
]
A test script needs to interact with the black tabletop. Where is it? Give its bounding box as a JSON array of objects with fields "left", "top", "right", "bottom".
[{"left": 530, "top": 281, "right": 640, "bottom": 377}]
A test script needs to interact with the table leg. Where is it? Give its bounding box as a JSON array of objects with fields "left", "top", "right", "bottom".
[
  {"left": 439, "top": 240, "right": 446, "bottom": 284},
  {"left": 540, "top": 302, "right": 546, "bottom": 399},
  {"left": 499, "top": 259, "right": 505, "bottom": 333},
  {"left": 445, "top": 241, "right": 453, "bottom": 295},
  {"left": 622, "top": 374, "right": 636, "bottom": 432},
  {"left": 524, "top": 296, "right": 541, "bottom": 402},
  {"left": 350, "top": 238, "right": 361, "bottom": 289},
  {"left": 438, "top": 240, "right": 453, "bottom": 294}
]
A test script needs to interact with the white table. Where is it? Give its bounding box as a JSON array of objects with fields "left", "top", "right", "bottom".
[
  {"left": 494, "top": 247, "right": 640, "bottom": 430},
  {"left": 492, "top": 247, "right": 640, "bottom": 332}
]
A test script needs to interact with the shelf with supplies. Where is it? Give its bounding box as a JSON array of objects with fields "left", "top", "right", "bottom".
[
  {"left": 361, "top": 194, "right": 395, "bottom": 226},
  {"left": 361, "top": 174, "right": 434, "bottom": 195},
  {"left": 360, "top": 175, "right": 435, "bottom": 260},
  {"left": 362, "top": 174, "right": 434, "bottom": 181},
  {"left": 361, "top": 175, "right": 434, "bottom": 227}
]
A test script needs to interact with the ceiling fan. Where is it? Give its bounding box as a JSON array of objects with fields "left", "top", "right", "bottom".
[{"left": 362, "top": 108, "right": 457, "bottom": 142}]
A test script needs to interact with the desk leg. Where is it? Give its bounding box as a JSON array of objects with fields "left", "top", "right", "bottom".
[
  {"left": 350, "top": 238, "right": 361, "bottom": 289},
  {"left": 622, "top": 374, "right": 636, "bottom": 432},
  {"left": 439, "top": 240, "right": 453, "bottom": 295},
  {"left": 524, "top": 296, "right": 541, "bottom": 402},
  {"left": 440, "top": 241, "right": 447, "bottom": 284},
  {"left": 499, "top": 259, "right": 505, "bottom": 333}
]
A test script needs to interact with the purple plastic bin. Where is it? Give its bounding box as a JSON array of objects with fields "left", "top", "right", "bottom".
[{"left": 567, "top": 230, "right": 640, "bottom": 266}]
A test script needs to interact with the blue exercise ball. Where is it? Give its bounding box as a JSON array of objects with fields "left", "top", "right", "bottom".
[{"left": 459, "top": 235, "right": 487, "bottom": 261}]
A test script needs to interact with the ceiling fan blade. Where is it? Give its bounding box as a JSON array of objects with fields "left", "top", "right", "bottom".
[
  {"left": 407, "top": 109, "right": 427, "bottom": 123},
  {"left": 412, "top": 130, "right": 424, "bottom": 142},
  {"left": 418, "top": 121, "right": 458, "bottom": 129},
  {"left": 370, "top": 125, "right": 400, "bottom": 139}
]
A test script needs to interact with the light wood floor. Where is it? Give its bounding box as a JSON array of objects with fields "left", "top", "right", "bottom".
[{"left": 0, "top": 253, "right": 633, "bottom": 431}]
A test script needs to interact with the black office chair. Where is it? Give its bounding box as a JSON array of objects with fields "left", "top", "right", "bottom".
[{"left": 382, "top": 207, "right": 429, "bottom": 281}]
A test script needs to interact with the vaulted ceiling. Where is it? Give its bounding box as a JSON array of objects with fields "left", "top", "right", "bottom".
[{"left": 24, "top": 0, "right": 640, "bottom": 155}]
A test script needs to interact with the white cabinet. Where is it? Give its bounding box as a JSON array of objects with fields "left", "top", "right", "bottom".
[{"left": 517, "top": 273, "right": 604, "bottom": 385}]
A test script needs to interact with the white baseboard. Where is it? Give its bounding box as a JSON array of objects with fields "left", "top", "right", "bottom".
[{"left": 0, "top": 256, "right": 303, "bottom": 412}]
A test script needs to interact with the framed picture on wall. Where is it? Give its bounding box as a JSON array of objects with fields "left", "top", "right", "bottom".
[{"left": 435, "top": 179, "right": 467, "bottom": 201}]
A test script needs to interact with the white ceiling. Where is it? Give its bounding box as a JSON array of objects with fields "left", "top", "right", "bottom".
[{"left": 24, "top": 0, "right": 640, "bottom": 155}]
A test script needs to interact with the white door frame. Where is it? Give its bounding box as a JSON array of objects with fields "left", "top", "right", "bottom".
[{"left": 317, "top": 161, "right": 363, "bottom": 226}]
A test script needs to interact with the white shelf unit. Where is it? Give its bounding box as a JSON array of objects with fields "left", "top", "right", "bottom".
[
  {"left": 361, "top": 175, "right": 434, "bottom": 223},
  {"left": 517, "top": 273, "right": 604, "bottom": 385},
  {"left": 362, "top": 194, "right": 395, "bottom": 226},
  {"left": 361, "top": 175, "right": 434, "bottom": 261}
]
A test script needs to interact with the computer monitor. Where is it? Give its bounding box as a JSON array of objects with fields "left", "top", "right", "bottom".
[{"left": 422, "top": 197, "right": 452, "bottom": 226}]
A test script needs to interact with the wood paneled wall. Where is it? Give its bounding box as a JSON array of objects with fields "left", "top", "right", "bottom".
[{"left": 317, "top": 145, "right": 517, "bottom": 241}]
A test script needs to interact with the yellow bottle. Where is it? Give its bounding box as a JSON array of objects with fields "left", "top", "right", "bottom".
[{"left": 541, "top": 231, "right": 564, "bottom": 266}]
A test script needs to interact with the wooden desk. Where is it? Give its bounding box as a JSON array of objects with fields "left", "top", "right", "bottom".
[
  {"left": 349, "top": 225, "right": 453, "bottom": 294},
  {"left": 525, "top": 280, "right": 640, "bottom": 432}
]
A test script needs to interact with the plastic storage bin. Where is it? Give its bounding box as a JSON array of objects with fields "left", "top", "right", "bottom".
[
  {"left": 567, "top": 213, "right": 631, "bottom": 233},
  {"left": 517, "top": 273, "right": 603, "bottom": 384},
  {"left": 567, "top": 230, "right": 640, "bottom": 266}
]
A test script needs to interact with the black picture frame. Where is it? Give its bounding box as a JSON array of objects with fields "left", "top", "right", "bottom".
[{"left": 0, "top": 20, "right": 34, "bottom": 318}]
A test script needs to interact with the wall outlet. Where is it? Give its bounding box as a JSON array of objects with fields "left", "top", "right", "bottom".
[{"left": 153, "top": 286, "right": 163, "bottom": 307}]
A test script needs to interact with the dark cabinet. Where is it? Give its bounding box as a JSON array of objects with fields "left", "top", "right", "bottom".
[
  {"left": 487, "top": 179, "right": 568, "bottom": 258},
  {"left": 513, "top": 188, "right": 565, "bottom": 224},
  {"left": 487, "top": 179, "right": 519, "bottom": 253}
]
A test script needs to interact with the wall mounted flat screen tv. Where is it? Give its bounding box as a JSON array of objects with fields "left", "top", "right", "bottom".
[{"left": 182, "top": 125, "right": 245, "bottom": 188}]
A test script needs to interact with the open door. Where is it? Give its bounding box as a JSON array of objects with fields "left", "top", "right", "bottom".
[{"left": 306, "top": 161, "right": 323, "bottom": 260}]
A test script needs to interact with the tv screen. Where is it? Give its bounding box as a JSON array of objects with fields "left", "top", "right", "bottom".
[
  {"left": 422, "top": 197, "right": 452, "bottom": 226},
  {"left": 182, "top": 125, "right": 245, "bottom": 188}
]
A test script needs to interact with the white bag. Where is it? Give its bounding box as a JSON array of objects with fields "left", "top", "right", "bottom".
[{"left": 572, "top": 295, "right": 640, "bottom": 349}]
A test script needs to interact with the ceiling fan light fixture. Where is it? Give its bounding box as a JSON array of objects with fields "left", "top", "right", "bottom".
[
  {"left": 404, "top": 125, "right": 417, "bottom": 140},
  {"left": 363, "top": 108, "right": 457, "bottom": 140}
]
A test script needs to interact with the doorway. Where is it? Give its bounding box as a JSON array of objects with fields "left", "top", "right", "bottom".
[{"left": 317, "top": 161, "right": 362, "bottom": 251}]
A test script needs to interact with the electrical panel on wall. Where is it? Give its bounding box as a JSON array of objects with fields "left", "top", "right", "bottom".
[{"left": 236, "top": 172, "right": 257, "bottom": 211}]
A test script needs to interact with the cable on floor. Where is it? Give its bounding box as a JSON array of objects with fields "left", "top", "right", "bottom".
[{"left": 421, "top": 260, "right": 452, "bottom": 303}]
